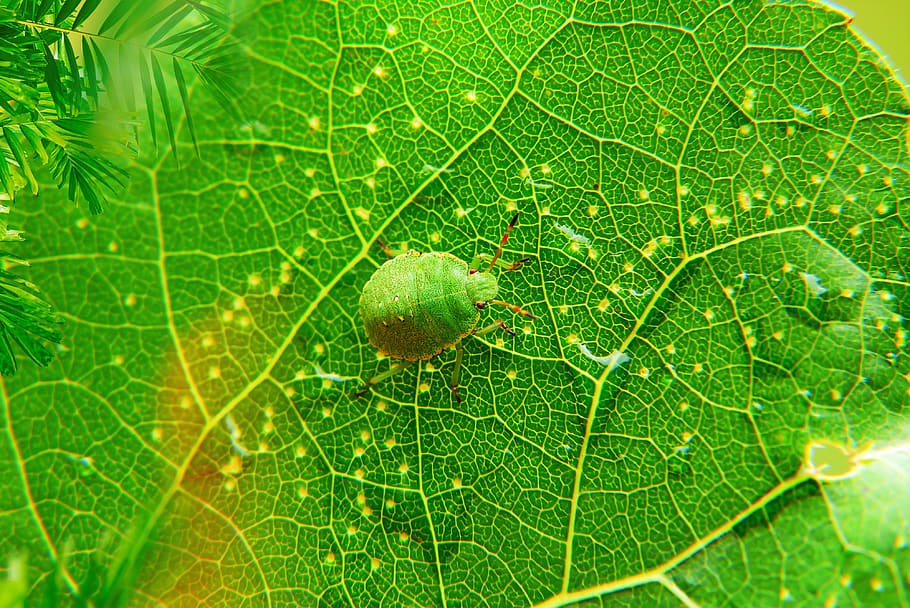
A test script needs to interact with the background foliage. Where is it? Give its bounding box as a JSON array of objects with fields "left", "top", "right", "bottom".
[
  {"left": 0, "top": 0, "right": 239, "bottom": 376},
  {"left": 2, "top": 0, "right": 910, "bottom": 606}
]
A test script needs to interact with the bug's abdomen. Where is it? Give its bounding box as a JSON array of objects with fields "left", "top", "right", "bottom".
[{"left": 360, "top": 252, "right": 479, "bottom": 360}]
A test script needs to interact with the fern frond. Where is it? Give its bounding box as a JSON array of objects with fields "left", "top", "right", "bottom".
[
  {"left": 0, "top": 0, "right": 243, "bottom": 375},
  {"left": 0, "top": 250, "right": 62, "bottom": 375}
]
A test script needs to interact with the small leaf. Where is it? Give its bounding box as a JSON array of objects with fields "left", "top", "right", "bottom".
[
  {"left": 62, "top": 35, "right": 80, "bottom": 113},
  {"left": 146, "top": 4, "right": 193, "bottom": 47},
  {"left": 19, "top": 124, "right": 49, "bottom": 163},
  {"left": 97, "top": 0, "right": 136, "bottom": 35},
  {"left": 53, "top": 0, "right": 84, "bottom": 25},
  {"left": 136, "top": 51, "right": 156, "bottom": 150},
  {"left": 0, "top": 141, "right": 14, "bottom": 198},
  {"left": 32, "top": 0, "right": 58, "bottom": 22},
  {"left": 40, "top": 43, "right": 66, "bottom": 116},
  {"left": 149, "top": 53, "right": 178, "bottom": 163},
  {"left": 172, "top": 58, "right": 198, "bottom": 156},
  {"left": 81, "top": 37, "right": 98, "bottom": 108},
  {"left": 2, "top": 127, "right": 38, "bottom": 194},
  {"left": 72, "top": 0, "right": 104, "bottom": 30}
]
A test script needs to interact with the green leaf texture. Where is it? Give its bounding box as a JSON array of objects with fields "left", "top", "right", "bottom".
[{"left": 2, "top": 0, "right": 910, "bottom": 606}]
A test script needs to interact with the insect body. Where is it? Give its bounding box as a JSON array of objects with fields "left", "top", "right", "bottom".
[
  {"left": 358, "top": 214, "right": 534, "bottom": 401},
  {"left": 361, "top": 251, "right": 497, "bottom": 360}
]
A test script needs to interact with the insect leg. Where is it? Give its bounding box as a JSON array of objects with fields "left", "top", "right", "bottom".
[
  {"left": 489, "top": 299, "right": 537, "bottom": 320},
  {"left": 375, "top": 238, "right": 398, "bottom": 259},
  {"left": 355, "top": 359, "right": 416, "bottom": 397},
  {"left": 450, "top": 344, "right": 464, "bottom": 404},
  {"left": 483, "top": 213, "right": 519, "bottom": 272},
  {"left": 503, "top": 257, "right": 530, "bottom": 272},
  {"left": 473, "top": 319, "right": 516, "bottom": 337}
]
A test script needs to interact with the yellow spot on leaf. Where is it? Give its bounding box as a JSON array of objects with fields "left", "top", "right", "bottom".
[
  {"left": 221, "top": 455, "right": 242, "bottom": 476},
  {"left": 738, "top": 191, "right": 751, "bottom": 211}
]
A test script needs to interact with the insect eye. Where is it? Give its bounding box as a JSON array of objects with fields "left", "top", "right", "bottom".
[{"left": 475, "top": 302, "right": 487, "bottom": 310}]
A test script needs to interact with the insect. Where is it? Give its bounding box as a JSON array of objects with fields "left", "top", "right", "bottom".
[{"left": 358, "top": 214, "right": 535, "bottom": 402}]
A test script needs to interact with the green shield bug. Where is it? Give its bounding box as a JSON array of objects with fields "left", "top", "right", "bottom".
[{"left": 358, "top": 214, "right": 535, "bottom": 402}]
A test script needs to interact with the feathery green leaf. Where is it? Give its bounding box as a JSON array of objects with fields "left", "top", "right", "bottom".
[{"left": 172, "top": 57, "right": 197, "bottom": 156}]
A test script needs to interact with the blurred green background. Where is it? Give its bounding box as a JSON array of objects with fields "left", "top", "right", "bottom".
[{"left": 839, "top": 0, "right": 910, "bottom": 81}]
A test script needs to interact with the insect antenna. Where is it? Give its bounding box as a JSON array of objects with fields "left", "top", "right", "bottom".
[
  {"left": 490, "top": 299, "right": 536, "bottom": 320},
  {"left": 484, "top": 213, "right": 519, "bottom": 273}
]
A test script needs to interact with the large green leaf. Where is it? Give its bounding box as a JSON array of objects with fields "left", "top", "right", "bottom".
[{"left": 2, "top": 0, "right": 909, "bottom": 606}]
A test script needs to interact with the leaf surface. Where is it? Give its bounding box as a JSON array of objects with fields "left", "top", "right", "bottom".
[{"left": 2, "top": 1, "right": 910, "bottom": 606}]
